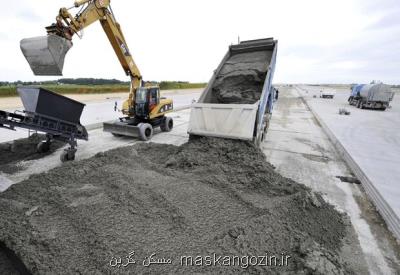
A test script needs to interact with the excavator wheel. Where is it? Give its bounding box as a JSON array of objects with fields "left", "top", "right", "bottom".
[
  {"left": 160, "top": 117, "right": 173, "bottom": 132},
  {"left": 138, "top": 123, "right": 153, "bottom": 141}
]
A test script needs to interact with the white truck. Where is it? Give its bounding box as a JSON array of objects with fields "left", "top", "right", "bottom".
[
  {"left": 349, "top": 83, "right": 395, "bottom": 111},
  {"left": 320, "top": 90, "right": 335, "bottom": 99},
  {"left": 188, "top": 38, "right": 278, "bottom": 146}
]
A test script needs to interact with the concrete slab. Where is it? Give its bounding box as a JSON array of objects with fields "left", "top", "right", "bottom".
[
  {"left": 299, "top": 85, "right": 400, "bottom": 242},
  {"left": 263, "top": 86, "right": 400, "bottom": 274}
]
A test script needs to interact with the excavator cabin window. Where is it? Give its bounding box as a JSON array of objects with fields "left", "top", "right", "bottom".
[
  {"left": 136, "top": 88, "right": 148, "bottom": 103},
  {"left": 151, "top": 89, "right": 159, "bottom": 103},
  {"left": 149, "top": 88, "right": 159, "bottom": 110}
]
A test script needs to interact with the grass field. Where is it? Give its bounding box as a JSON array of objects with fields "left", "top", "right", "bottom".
[{"left": 0, "top": 82, "right": 206, "bottom": 98}]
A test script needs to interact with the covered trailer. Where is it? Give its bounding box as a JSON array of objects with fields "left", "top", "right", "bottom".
[
  {"left": 187, "top": 38, "right": 278, "bottom": 146},
  {"left": 348, "top": 83, "right": 394, "bottom": 110}
]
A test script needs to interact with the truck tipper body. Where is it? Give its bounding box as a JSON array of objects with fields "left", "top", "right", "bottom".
[
  {"left": 187, "top": 38, "right": 278, "bottom": 146},
  {"left": 349, "top": 83, "right": 394, "bottom": 110}
]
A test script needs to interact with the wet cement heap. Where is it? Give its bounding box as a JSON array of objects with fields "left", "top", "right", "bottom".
[
  {"left": 0, "top": 134, "right": 65, "bottom": 174},
  {"left": 0, "top": 137, "right": 366, "bottom": 274},
  {"left": 211, "top": 51, "right": 272, "bottom": 104}
]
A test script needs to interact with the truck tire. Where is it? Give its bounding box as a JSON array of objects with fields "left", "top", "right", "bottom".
[
  {"left": 160, "top": 116, "right": 173, "bottom": 132},
  {"left": 356, "top": 101, "right": 361, "bottom": 108},
  {"left": 138, "top": 123, "right": 153, "bottom": 141},
  {"left": 37, "top": 141, "right": 50, "bottom": 153},
  {"left": 60, "top": 150, "right": 75, "bottom": 162}
]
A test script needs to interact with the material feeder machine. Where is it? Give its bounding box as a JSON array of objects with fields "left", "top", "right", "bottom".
[{"left": 0, "top": 87, "right": 88, "bottom": 162}]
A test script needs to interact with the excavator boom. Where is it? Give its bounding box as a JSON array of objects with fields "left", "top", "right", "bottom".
[{"left": 20, "top": 0, "right": 142, "bottom": 114}]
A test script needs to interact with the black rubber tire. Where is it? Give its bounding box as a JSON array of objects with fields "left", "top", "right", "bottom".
[
  {"left": 138, "top": 123, "right": 153, "bottom": 141},
  {"left": 160, "top": 117, "right": 173, "bottom": 132},
  {"left": 356, "top": 101, "right": 361, "bottom": 108},
  {"left": 37, "top": 142, "right": 50, "bottom": 153},
  {"left": 60, "top": 151, "right": 69, "bottom": 162},
  {"left": 60, "top": 151, "right": 75, "bottom": 162}
]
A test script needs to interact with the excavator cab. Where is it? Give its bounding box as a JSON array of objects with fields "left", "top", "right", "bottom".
[{"left": 135, "top": 87, "right": 160, "bottom": 118}]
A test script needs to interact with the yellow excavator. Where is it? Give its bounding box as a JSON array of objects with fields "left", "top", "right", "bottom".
[{"left": 20, "top": 0, "right": 174, "bottom": 141}]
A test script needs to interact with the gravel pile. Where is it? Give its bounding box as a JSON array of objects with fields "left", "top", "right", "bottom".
[
  {"left": 0, "top": 137, "right": 367, "bottom": 274},
  {"left": 211, "top": 51, "right": 272, "bottom": 104}
]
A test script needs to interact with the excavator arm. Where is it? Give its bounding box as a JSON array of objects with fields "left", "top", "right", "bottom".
[{"left": 21, "top": 0, "right": 141, "bottom": 114}]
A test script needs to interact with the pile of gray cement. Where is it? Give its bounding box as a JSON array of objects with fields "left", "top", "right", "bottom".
[
  {"left": 0, "top": 134, "right": 64, "bottom": 174},
  {"left": 211, "top": 51, "right": 272, "bottom": 104},
  {"left": 0, "top": 137, "right": 367, "bottom": 274}
]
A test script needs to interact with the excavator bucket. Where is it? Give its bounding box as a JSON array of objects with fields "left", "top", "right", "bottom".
[{"left": 20, "top": 35, "right": 73, "bottom": 76}]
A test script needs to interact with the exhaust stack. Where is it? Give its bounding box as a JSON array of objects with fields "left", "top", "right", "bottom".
[{"left": 20, "top": 35, "right": 72, "bottom": 76}]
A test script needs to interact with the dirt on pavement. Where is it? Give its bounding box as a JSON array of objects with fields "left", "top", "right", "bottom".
[
  {"left": 0, "top": 134, "right": 65, "bottom": 174},
  {"left": 0, "top": 137, "right": 367, "bottom": 274}
]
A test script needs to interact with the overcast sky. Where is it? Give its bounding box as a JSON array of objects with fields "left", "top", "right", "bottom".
[{"left": 0, "top": 0, "right": 399, "bottom": 84}]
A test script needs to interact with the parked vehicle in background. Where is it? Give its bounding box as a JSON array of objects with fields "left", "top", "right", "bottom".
[
  {"left": 348, "top": 83, "right": 395, "bottom": 111},
  {"left": 320, "top": 90, "right": 335, "bottom": 98}
]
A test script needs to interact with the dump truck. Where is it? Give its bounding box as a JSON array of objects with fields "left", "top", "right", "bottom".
[
  {"left": 348, "top": 83, "right": 395, "bottom": 110},
  {"left": 0, "top": 87, "right": 88, "bottom": 161},
  {"left": 188, "top": 38, "right": 278, "bottom": 146}
]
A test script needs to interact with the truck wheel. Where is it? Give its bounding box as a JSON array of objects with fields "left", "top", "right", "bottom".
[
  {"left": 60, "top": 151, "right": 68, "bottom": 162},
  {"left": 60, "top": 150, "right": 75, "bottom": 162},
  {"left": 37, "top": 141, "right": 50, "bottom": 153},
  {"left": 138, "top": 123, "right": 153, "bottom": 141},
  {"left": 160, "top": 117, "right": 173, "bottom": 132},
  {"left": 356, "top": 101, "right": 361, "bottom": 108}
]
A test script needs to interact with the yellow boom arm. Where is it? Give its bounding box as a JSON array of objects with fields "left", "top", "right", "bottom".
[{"left": 49, "top": 0, "right": 141, "bottom": 114}]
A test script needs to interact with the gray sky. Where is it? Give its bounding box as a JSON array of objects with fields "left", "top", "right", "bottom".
[{"left": 0, "top": 0, "right": 399, "bottom": 84}]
